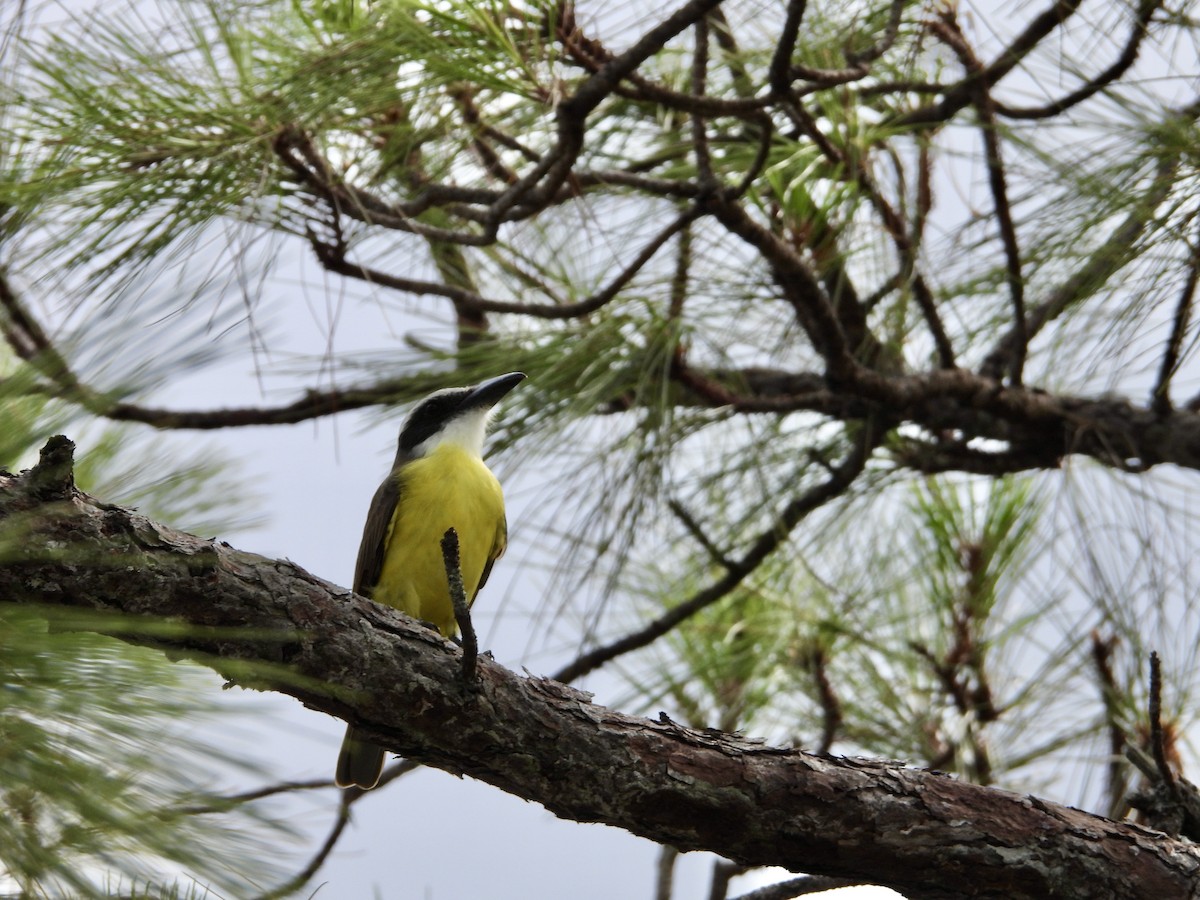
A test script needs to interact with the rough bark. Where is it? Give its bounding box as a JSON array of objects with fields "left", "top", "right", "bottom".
[{"left": 2, "top": 437, "right": 1199, "bottom": 899}]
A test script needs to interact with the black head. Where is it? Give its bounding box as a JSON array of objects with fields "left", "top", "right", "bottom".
[{"left": 397, "top": 372, "right": 526, "bottom": 456}]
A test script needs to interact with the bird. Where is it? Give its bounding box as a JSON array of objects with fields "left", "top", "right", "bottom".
[{"left": 335, "top": 371, "right": 526, "bottom": 790}]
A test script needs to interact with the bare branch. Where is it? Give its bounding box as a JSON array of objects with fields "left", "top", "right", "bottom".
[
  {"left": 995, "top": 0, "right": 1164, "bottom": 120},
  {"left": 933, "top": 12, "right": 1026, "bottom": 383},
  {"left": 310, "top": 207, "right": 701, "bottom": 320},
  {"left": 553, "top": 422, "right": 879, "bottom": 682},
  {"left": 893, "top": 0, "right": 1085, "bottom": 128},
  {"left": 768, "top": 0, "right": 808, "bottom": 96},
  {"left": 1152, "top": 219, "right": 1200, "bottom": 414}
]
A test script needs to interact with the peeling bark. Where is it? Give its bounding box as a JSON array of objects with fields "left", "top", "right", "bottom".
[{"left": 1, "top": 439, "right": 1199, "bottom": 899}]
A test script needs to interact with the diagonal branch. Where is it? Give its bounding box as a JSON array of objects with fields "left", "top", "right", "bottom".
[
  {"left": 309, "top": 206, "right": 701, "bottom": 320},
  {"left": 933, "top": 13, "right": 1026, "bottom": 383},
  {"left": 893, "top": 0, "right": 1085, "bottom": 128},
  {"left": 981, "top": 151, "right": 1181, "bottom": 379},
  {"left": 553, "top": 421, "right": 880, "bottom": 682},
  {"left": 994, "top": 0, "right": 1164, "bottom": 120},
  {"left": 2, "top": 443, "right": 1199, "bottom": 900},
  {"left": 1152, "top": 217, "right": 1200, "bottom": 414}
]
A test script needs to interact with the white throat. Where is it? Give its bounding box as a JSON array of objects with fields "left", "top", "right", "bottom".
[{"left": 412, "top": 407, "right": 492, "bottom": 458}]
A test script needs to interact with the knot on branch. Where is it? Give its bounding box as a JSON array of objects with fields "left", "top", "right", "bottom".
[{"left": 28, "top": 435, "right": 76, "bottom": 499}]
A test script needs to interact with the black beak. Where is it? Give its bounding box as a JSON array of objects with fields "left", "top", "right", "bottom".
[{"left": 459, "top": 372, "right": 526, "bottom": 412}]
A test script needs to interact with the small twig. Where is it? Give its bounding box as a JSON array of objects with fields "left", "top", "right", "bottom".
[
  {"left": 810, "top": 647, "right": 842, "bottom": 755},
  {"left": 728, "top": 874, "right": 865, "bottom": 899},
  {"left": 667, "top": 497, "right": 735, "bottom": 570},
  {"left": 768, "top": 0, "right": 807, "bottom": 95},
  {"left": 654, "top": 845, "right": 679, "bottom": 900},
  {"left": 1149, "top": 651, "right": 1176, "bottom": 797},
  {"left": 554, "top": 423, "right": 879, "bottom": 683},
  {"left": 691, "top": 12, "right": 715, "bottom": 191},
  {"left": 1152, "top": 220, "right": 1200, "bottom": 414},
  {"left": 1089, "top": 630, "right": 1129, "bottom": 819},
  {"left": 442, "top": 528, "right": 479, "bottom": 682},
  {"left": 933, "top": 11, "right": 1026, "bottom": 384},
  {"left": 708, "top": 859, "right": 747, "bottom": 900},
  {"left": 175, "top": 777, "right": 332, "bottom": 815},
  {"left": 844, "top": 0, "right": 904, "bottom": 66},
  {"left": 253, "top": 792, "right": 353, "bottom": 900},
  {"left": 994, "top": 0, "right": 1164, "bottom": 120}
]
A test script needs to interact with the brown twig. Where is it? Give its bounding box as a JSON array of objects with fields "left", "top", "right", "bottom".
[
  {"left": 666, "top": 497, "right": 735, "bottom": 570},
  {"left": 309, "top": 207, "right": 702, "bottom": 320},
  {"left": 708, "top": 859, "right": 748, "bottom": 900},
  {"left": 810, "top": 646, "right": 842, "bottom": 755},
  {"left": 995, "top": 0, "right": 1163, "bottom": 120},
  {"left": 1090, "top": 630, "right": 1129, "bottom": 820},
  {"left": 1149, "top": 651, "right": 1176, "bottom": 796},
  {"left": 253, "top": 791, "right": 353, "bottom": 900},
  {"left": 933, "top": 12, "right": 1026, "bottom": 384},
  {"left": 727, "top": 875, "right": 865, "bottom": 899},
  {"left": 893, "top": 0, "right": 1086, "bottom": 128},
  {"left": 768, "top": 0, "right": 808, "bottom": 96},
  {"left": 554, "top": 421, "right": 879, "bottom": 682},
  {"left": 1152, "top": 220, "right": 1200, "bottom": 414},
  {"left": 442, "top": 528, "right": 478, "bottom": 683}
]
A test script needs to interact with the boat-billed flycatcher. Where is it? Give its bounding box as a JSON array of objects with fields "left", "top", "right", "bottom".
[{"left": 335, "top": 371, "right": 526, "bottom": 790}]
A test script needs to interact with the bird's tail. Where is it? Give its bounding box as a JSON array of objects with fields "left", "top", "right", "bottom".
[{"left": 335, "top": 724, "right": 386, "bottom": 790}]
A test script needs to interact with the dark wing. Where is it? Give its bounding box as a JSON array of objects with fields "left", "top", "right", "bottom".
[
  {"left": 352, "top": 471, "right": 403, "bottom": 596},
  {"left": 472, "top": 513, "right": 508, "bottom": 601}
]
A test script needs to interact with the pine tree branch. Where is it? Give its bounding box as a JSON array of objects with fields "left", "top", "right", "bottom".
[{"left": 2, "top": 437, "right": 1199, "bottom": 899}]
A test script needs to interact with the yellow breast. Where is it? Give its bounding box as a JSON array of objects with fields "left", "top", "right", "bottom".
[{"left": 372, "top": 444, "right": 506, "bottom": 635}]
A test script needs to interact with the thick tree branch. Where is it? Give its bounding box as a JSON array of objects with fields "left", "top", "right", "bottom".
[
  {"left": 2, "top": 441, "right": 1200, "bottom": 899},
  {"left": 657, "top": 366, "right": 1200, "bottom": 474}
]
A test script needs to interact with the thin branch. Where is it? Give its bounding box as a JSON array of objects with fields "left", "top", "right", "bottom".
[
  {"left": 254, "top": 793, "right": 353, "bottom": 900},
  {"left": 310, "top": 206, "right": 701, "bottom": 319},
  {"left": 995, "top": 0, "right": 1163, "bottom": 120},
  {"left": 443, "top": 528, "right": 478, "bottom": 683},
  {"left": 1090, "top": 630, "right": 1129, "bottom": 820},
  {"left": 494, "top": 0, "right": 729, "bottom": 223},
  {"left": 700, "top": 191, "right": 853, "bottom": 374},
  {"left": 554, "top": 422, "right": 879, "bottom": 682},
  {"left": 1149, "top": 651, "right": 1176, "bottom": 797},
  {"left": 934, "top": 12, "right": 1026, "bottom": 383},
  {"left": 667, "top": 219, "right": 692, "bottom": 320},
  {"left": 982, "top": 150, "right": 1182, "bottom": 379},
  {"left": 273, "top": 126, "right": 501, "bottom": 245},
  {"left": 174, "top": 778, "right": 331, "bottom": 815},
  {"left": 452, "top": 87, "right": 520, "bottom": 185},
  {"left": 708, "top": 6, "right": 756, "bottom": 99},
  {"left": 782, "top": 100, "right": 956, "bottom": 368},
  {"left": 893, "top": 0, "right": 1085, "bottom": 128},
  {"left": 0, "top": 271, "right": 91, "bottom": 399},
  {"left": 768, "top": 0, "right": 808, "bottom": 96},
  {"left": 845, "top": 0, "right": 905, "bottom": 66},
  {"left": 1152, "top": 218, "right": 1200, "bottom": 414},
  {"left": 810, "top": 646, "right": 842, "bottom": 755},
  {"left": 728, "top": 875, "right": 866, "bottom": 899},
  {"left": 692, "top": 11, "right": 716, "bottom": 190},
  {"left": 667, "top": 497, "right": 736, "bottom": 570}
]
